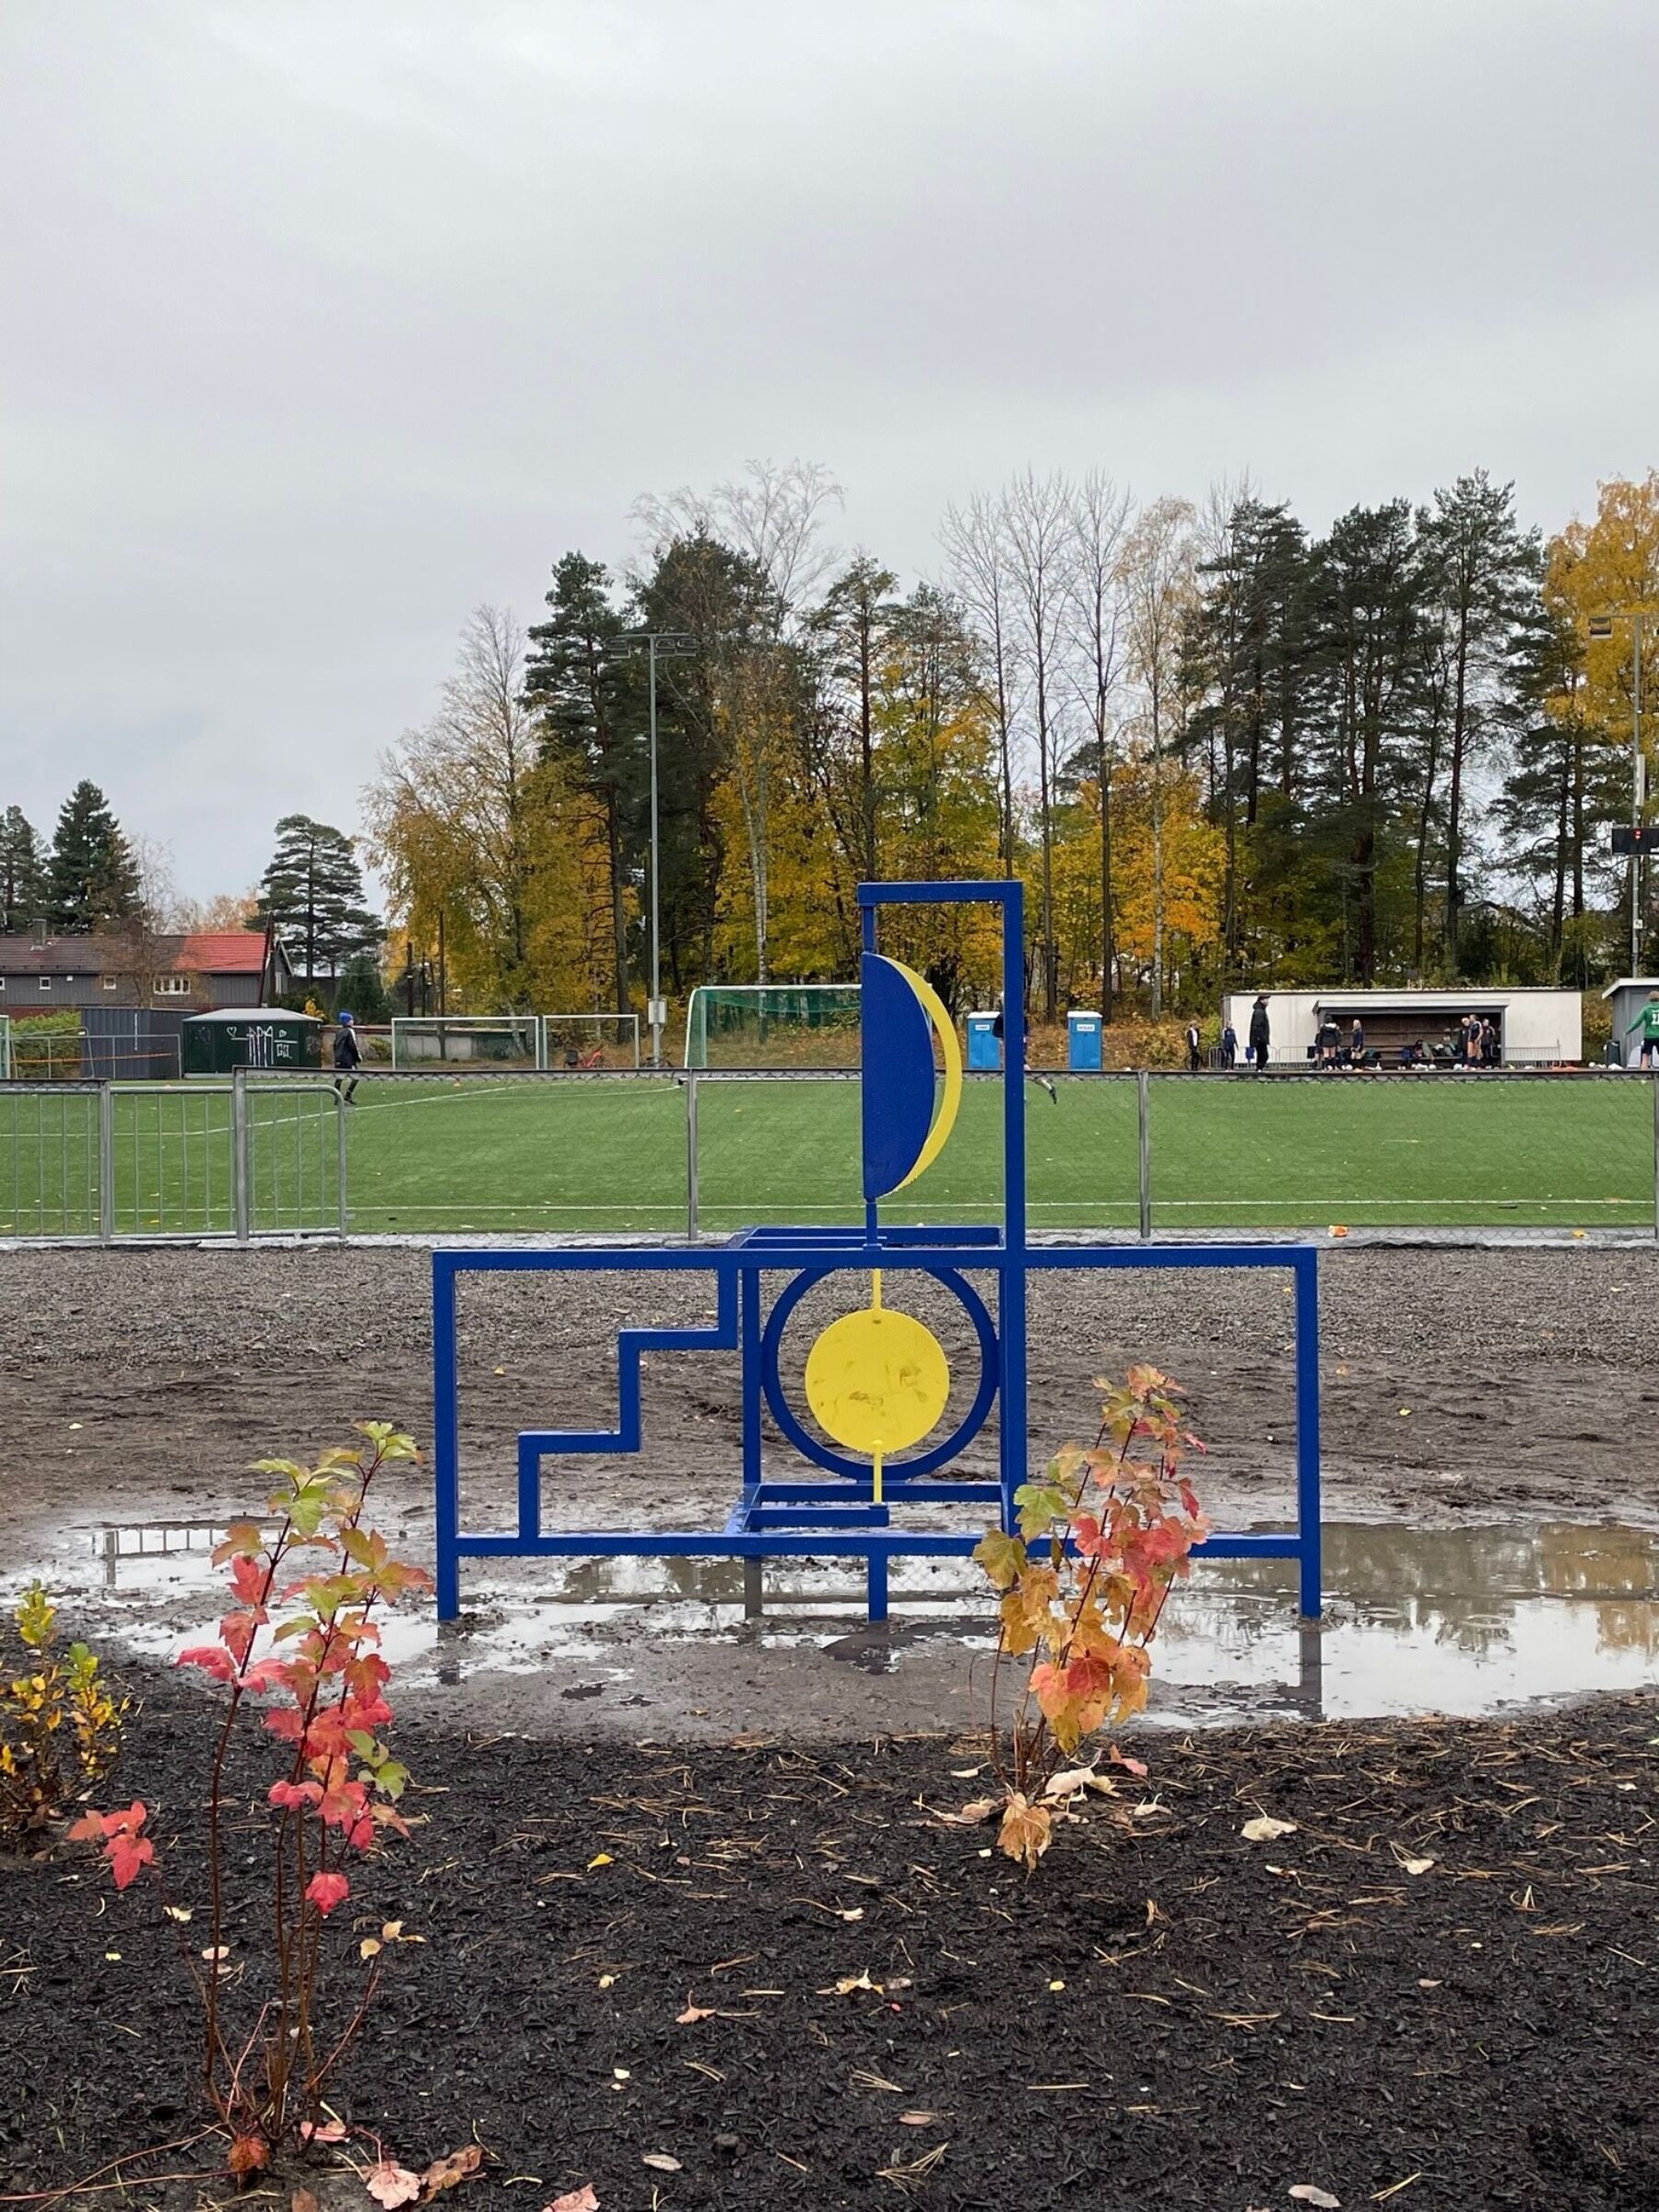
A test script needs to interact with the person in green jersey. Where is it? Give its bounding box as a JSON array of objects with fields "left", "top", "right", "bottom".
[{"left": 1637, "top": 990, "right": 1659, "bottom": 1070}]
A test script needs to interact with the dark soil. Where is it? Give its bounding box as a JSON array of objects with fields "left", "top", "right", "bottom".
[{"left": 4, "top": 1658, "right": 1654, "bottom": 2211}]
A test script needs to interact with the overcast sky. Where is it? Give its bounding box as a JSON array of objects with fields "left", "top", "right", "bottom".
[{"left": 2, "top": 0, "right": 1655, "bottom": 905}]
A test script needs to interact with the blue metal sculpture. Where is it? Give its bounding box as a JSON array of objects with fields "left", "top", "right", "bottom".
[{"left": 433, "top": 880, "right": 1322, "bottom": 1623}]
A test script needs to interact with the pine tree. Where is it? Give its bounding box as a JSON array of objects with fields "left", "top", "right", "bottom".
[
  {"left": 523, "top": 553, "right": 641, "bottom": 1017},
  {"left": 256, "top": 816, "right": 382, "bottom": 981},
  {"left": 0, "top": 806, "right": 49, "bottom": 932},
  {"left": 44, "top": 782, "right": 142, "bottom": 932}
]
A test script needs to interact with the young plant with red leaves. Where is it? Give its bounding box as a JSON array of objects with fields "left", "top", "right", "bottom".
[
  {"left": 73, "top": 1421, "right": 429, "bottom": 2166},
  {"left": 972, "top": 1366, "right": 1207, "bottom": 1870}
]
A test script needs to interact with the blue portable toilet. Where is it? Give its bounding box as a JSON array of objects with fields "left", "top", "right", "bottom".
[
  {"left": 966, "top": 1011, "right": 1001, "bottom": 1071},
  {"left": 1067, "top": 1009, "right": 1102, "bottom": 1071}
]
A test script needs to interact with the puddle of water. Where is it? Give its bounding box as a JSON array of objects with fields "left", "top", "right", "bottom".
[{"left": 6, "top": 1517, "right": 1655, "bottom": 1724}]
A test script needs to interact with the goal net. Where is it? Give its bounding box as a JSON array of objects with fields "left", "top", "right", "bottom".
[
  {"left": 684, "top": 984, "right": 861, "bottom": 1068},
  {"left": 542, "top": 1013, "right": 641, "bottom": 1069},
  {"left": 391, "top": 1015, "right": 542, "bottom": 1070}
]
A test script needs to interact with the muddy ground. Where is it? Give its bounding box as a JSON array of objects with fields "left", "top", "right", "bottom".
[{"left": 6, "top": 1241, "right": 1659, "bottom": 1531}]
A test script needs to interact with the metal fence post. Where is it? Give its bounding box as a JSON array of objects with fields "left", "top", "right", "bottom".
[
  {"left": 686, "top": 1070, "right": 700, "bottom": 1242},
  {"left": 336, "top": 1084, "right": 348, "bottom": 1241},
  {"left": 1136, "top": 1069, "right": 1152, "bottom": 1242},
  {"left": 232, "top": 1068, "right": 249, "bottom": 1243},
  {"left": 98, "top": 1083, "right": 114, "bottom": 1243}
]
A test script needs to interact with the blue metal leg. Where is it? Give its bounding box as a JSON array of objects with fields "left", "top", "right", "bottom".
[
  {"left": 433, "top": 1257, "right": 462, "bottom": 1621},
  {"left": 1294, "top": 1250, "right": 1323, "bottom": 1619},
  {"left": 866, "top": 1549, "right": 888, "bottom": 1623}
]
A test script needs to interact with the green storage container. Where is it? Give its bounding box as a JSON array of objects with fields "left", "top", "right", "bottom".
[{"left": 182, "top": 1008, "right": 324, "bottom": 1075}]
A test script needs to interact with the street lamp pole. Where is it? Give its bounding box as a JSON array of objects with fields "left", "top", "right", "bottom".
[
  {"left": 618, "top": 630, "right": 697, "bottom": 1065},
  {"left": 1592, "top": 608, "right": 1649, "bottom": 976}
]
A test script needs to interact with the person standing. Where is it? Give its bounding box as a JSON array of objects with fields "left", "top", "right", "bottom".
[
  {"left": 332, "top": 1009, "right": 362, "bottom": 1103},
  {"left": 1350, "top": 1017, "right": 1366, "bottom": 1065},
  {"left": 1248, "top": 994, "right": 1271, "bottom": 1072},
  {"left": 1220, "top": 1020, "right": 1239, "bottom": 1069},
  {"left": 1185, "top": 1018, "right": 1203, "bottom": 1072},
  {"left": 1638, "top": 990, "right": 1659, "bottom": 1070}
]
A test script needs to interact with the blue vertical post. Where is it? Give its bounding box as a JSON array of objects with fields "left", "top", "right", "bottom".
[
  {"left": 433, "top": 1253, "right": 462, "bottom": 1621},
  {"left": 866, "top": 1547, "right": 888, "bottom": 1624},
  {"left": 1294, "top": 1248, "right": 1323, "bottom": 1619},
  {"left": 740, "top": 1264, "right": 763, "bottom": 1492},
  {"left": 999, "top": 880, "right": 1028, "bottom": 1537},
  {"left": 862, "top": 900, "right": 879, "bottom": 1249}
]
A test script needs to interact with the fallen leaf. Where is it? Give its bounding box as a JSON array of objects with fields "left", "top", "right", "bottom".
[
  {"left": 546, "top": 2191, "right": 599, "bottom": 2212},
  {"left": 365, "top": 2161, "right": 422, "bottom": 2207},
  {"left": 1043, "top": 1765, "right": 1099, "bottom": 1800},
  {"left": 1241, "top": 1816, "right": 1298, "bottom": 1843},
  {"left": 300, "top": 2119, "right": 347, "bottom": 2144},
  {"left": 422, "top": 2145, "right": 484, "bottom": 2196},
  {"left": 228, "top": 2136, "right": 270, "bottom": 2179},
  {"left": 641, "top": 2154, "right": 682, "bottom": 2172},
  {"left": 1398, "top": 1856, "right": 1435, "bottom": 1877},
  {"left": 677, "top": 2003, "right": 714, "bottom": 2023},
  {"left": 587, "top": 1853, "right": 614, "bottom": 1870},
  {"left": 292, "top": 2191, "right": 321, "bottom": 2212},
  {"left": 597, "top": 1974, "right": 616, "bottom": 1989},
  {"left": 899, "top": 2112, "right": 939, "bottom": 2125},
  {"left": 201, "top": 1946, "right": 231, "bottom": 1963},
  {"left": 939, "top": 1798, "right": 998, "bottom": 1826},
  {"left": 948, "top": 1767, "right": 981, "bottom": 1780},
  {"left": 360, "top": 1937, "right": 382, "bottom": 1960},
  {"left": 839, "top": 1908, "right": 865, "bottom": 1923},
  {"left": 1048, "top": 1979, "right": 1065, "bottom": 1992},
  {"left": 163, "top": 1904, "right": 193, "bottom": 1924},
  {"left": 1418, "top": 1978, "right": 1441, "bottom": 1990},
  {"left": 998, "top": 1791, "right": 1053, "bottom": 1872},
  {"left": 1107, "top": 1745, "right": 1148, "bottom": 1778},
  {"left": 820, "top": 1970, "right": 882, "bottom": 1995},
  {"left": 1288, "top": 2188, "right": 1341, "bottom": 2208}
]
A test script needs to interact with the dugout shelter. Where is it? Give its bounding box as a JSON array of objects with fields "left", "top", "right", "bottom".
[{"left": 1224, "top": 986, "right": 1582, "bottom": 1067}]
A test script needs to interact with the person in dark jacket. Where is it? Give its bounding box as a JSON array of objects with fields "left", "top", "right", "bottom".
[
  {"left": 1219, "top": 1021, "right": 1239, "bottom": 1069},
  {"left": 1248, "top": 994, "right": 1271, "bottom": 1071},
  {"left": 332, "top": 1010, "right": 362, "bottom": 1103}
]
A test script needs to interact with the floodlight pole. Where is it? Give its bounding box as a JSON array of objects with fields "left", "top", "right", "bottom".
[
  {"left": 1593, "top": 607, "right": 1649, "bottom": 975},
  {"left": 619, "top": 630, "right": 697, "bottom": 1066}
]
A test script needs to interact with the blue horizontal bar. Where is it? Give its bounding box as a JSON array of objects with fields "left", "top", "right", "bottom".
[
  {"left": 435, "top": 1240, "right": 1317, "bottom": 1280},
  {"left": 448, "top": 1527, "right": 1307, "bottom": 1564},
  {"left": 857, "top": 878, "right": 1020, "bottom": 908},
  {"left": 746, "top": 1506, "right": 891, "bottom": 1531},
  {"left": 752, "top": 1479, "right": 1001, "bottom": 1504}
]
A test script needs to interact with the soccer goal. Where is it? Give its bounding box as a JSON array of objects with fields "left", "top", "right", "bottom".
[
  {"left": 0, "top": 1016, "right": 10, "bottom": 1081},
  {"left": 541, "top": 1013, "right": 641, "bottom": 1070},
  {"left": 683, "top": 983, "right": 862, "bottom": 1068},
  {"left": 390, "top": 1015, "right": 543, "bottom": 1070}
]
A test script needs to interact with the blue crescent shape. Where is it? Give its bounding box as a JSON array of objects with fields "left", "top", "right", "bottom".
[{"left": 861, "top": 951, "right": 937, "bottom": 1200}]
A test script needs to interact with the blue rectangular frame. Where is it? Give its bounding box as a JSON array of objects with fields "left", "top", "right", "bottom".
[{"left": 431, "top": 1239, "right": 1322, "bottom": 1622}]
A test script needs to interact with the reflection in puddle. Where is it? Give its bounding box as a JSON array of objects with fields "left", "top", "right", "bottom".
[{"left": 9, "top": 1516, "right": 1656, "bottom": 1724}]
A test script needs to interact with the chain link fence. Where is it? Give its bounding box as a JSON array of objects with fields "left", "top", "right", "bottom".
[{"left": 3, "top": 1065, "right": 1657, "bottom": 1242}]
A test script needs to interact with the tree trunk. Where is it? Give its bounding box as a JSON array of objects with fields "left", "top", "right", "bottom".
[
  {"left": 1446, "top": 618, "right": 1471, "bottom": 966},
  {"left": 1100, "top": 756, "right": 1113, "bottom": 1019}
]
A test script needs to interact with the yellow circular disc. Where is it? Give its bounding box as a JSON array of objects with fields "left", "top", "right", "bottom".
[{"left": 804, "top": 1305, "right": 950, "bottom": 1457}]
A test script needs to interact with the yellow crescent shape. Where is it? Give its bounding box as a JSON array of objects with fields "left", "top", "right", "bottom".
[{"left": 888, "top": 959, "right": 962, "bottom": 1191}]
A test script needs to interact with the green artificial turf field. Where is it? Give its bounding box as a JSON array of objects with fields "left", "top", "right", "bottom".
[
  {"left": 3, "top": 1072, "right": 1654, "bottom": 1238},
  {"left": 343, "top": 1070, "right": 1655, "bottom": 1235}
]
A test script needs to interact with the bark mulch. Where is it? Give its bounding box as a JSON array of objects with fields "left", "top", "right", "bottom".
[{"left": 2, "top": 1665, "right": 1654, "bottom": 2211}]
